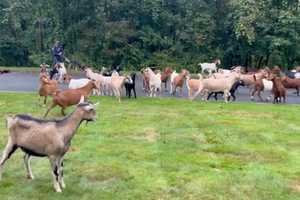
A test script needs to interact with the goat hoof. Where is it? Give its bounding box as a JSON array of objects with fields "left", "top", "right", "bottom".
[
  {"left": 55, "top": 187, "right": 62, "bottom": 193},
  {"left": 26, "top": 174, "right": 34, "bottom": 180}
]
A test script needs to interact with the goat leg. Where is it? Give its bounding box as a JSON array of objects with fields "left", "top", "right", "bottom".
[
  {"left": 49, "top": 156, "right": 62, "bottom": 193},
  {"left": 44, "top": 103, "right": 57, "bottom": 118},
  {"left": 24, "top": 154, "right": 34, "bottom": 179},
  {"left": 58, "top": 158, "right": 65, "bottom": 189},
  {"left": 133, "top": 88, "right": 137, "bottom": 99},
  {"left": 61, "top": 107, "right": 66, "bottom": 116},
  {"left": 44, "top": 96, "right": 48, "bottom": 105},
  {"left": 0, "top": 137, "right": 17, "bottom": 180}
]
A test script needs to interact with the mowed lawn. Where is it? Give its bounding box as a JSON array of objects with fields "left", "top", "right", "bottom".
[{"left": 0, "top": 93, "right": 299, "bottom": 200}]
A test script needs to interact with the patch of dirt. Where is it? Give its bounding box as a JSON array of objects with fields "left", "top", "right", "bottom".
[
  {"left": 233, "top": 111, "right": 273, "bottom": 118},
  {"left": 291, "top": 180, "right": 300, "bottom": 192},
  {"left": 130, "top": 129, "right": 159, "bottom": 142},
  {"left": 69, "top": 146, "right": 80, "bottom": 152}
]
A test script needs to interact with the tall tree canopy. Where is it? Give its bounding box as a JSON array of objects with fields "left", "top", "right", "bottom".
[{"left": 1, "top": 0, "right": 300, "bottom": 71}]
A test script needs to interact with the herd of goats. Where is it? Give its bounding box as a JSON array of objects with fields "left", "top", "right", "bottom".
[
  {"left": 38, "top": 60, "right": 300, "bottom": 109},
  {"left": 0, "top": 60, "right": 300, "bottom": 193}
]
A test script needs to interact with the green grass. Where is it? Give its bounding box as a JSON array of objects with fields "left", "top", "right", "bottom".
[{"left": 0, "top": 93, "right": 299, "bottom": 199}]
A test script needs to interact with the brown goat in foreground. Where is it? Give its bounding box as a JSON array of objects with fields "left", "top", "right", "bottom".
[
  {"left": 44, "top": 81, "right": 99, "bottom": 117},
  {"left": 38, "top": 74, "right": 59, "bottom": 105}
]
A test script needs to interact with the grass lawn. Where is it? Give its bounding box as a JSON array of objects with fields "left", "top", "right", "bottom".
[{"left": 0, "top": 93, "right": 299, "bottom": 199}]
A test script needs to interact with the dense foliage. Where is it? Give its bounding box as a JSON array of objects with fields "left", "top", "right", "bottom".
[{"left": 1, "top": 0, "right": 300, "bottom": 71}]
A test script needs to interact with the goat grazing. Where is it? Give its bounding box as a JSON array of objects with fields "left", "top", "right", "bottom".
[
  {"left": 44, "top": 81, "right": 98, "bottom": 117},
  {"left": 124, "top": 73, "right": 137, "bottom": 98},
  {"left": 0, "top": 98, "right": 97, "bottom": 192}
]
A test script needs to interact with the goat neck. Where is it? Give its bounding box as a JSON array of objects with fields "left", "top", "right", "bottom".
[
  {"left": 59, "top": 108, "right": 85, "bottom": 144},
  {"left": 78, "top": 81, "right": 96, "bottom": 96}
]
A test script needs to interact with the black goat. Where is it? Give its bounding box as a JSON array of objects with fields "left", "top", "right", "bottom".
[
  {"left": 124, "top": 73, "right": 137, "bottom": 98},
  {"left": 207, "top": 80, "right": 245, "bottom": 101}
]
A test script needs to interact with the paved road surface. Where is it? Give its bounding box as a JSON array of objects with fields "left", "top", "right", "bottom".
[{"left": 0, "top": 72, "right": 299, "bottom": 104}]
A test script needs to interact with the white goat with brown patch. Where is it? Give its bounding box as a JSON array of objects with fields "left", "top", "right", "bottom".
[{"left": 0, "top": 98, "right": 97, "bottom": 192}]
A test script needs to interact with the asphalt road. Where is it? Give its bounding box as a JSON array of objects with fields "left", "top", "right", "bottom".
[{"left": 0, "top": 71, "right": 300, "bottom": 104}]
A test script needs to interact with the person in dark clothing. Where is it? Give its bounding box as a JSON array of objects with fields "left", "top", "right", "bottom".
[
  {"left": 50, "top": 41, "right": 65, "bottom": 80},
  {"left": 52, "top": 41, "right": 64, "bottom": 64}
]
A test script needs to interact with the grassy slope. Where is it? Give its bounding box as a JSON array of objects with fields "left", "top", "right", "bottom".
[{"left": 0, "top": 93, "right": 299, "bottom": 200}]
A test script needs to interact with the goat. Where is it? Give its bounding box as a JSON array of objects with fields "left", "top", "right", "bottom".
[
  {"left": 191, "top": 72, "right": 240, "bottom": 103},
  {"left": 269, "top": 74, "right": 286, "bottom": 103},
  {"left": 207, "top": 80, "right": 245, "bottom": 101},
  {"left": 170, "top": 71, "right": 179, "bottom": 95},
  {"left": 67, "top": 78, "right": 100, "bottom": 96},
  {"left": 198, "top": 59, "right": 221, "bottom": 75},
  {"left": 250, "top": 74, "right": 273, "bottom": 102},
  {"left": 0, "top": 98, "right": 97, "bottom": 192},
  {"left": 161, "top": 67, "right": 173, "bottom": 91},
  {"left": 143, "top": 68, "right": 161, "bottom": 97},
  {"left": 141, "top": 68, "right": 150, "bottom": 94},
  {"left": 124, "top": 73, "right": 137, "bottom": 98},
  {"left": 85, "top": 68, "right": 110, "bottom": 96},
  {"left": 38, "top": 74, "right": 59, "bottom": 105},
  {"left": 171, "top": 69, "right": 189, "bottom": 96},
  {"left": 44, "top": 81, "right": 98, "bottom": 117},
  {"left": 110, "top": 72, "right": 127, "bottom": 102},
  {"left": 186, "top": 74, "right": 203, "bottom": 98},
  {"left": 281, "top": 76, "right": 300, "bottom": 96}
]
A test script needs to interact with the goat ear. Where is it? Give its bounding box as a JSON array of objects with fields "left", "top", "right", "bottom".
[{"left": 78, "top": 95, "right": 85, "bottom": 104}]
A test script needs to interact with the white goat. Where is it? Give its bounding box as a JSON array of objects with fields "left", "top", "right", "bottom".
[
  {"left": 0, "top": 98, "right": 97, "bottom": 192},
  {"left": 170, "top": 71, "right": 179, "bottom": 95},
  {"left": 68, "top": 78, "right": 100, "bottom": 96},
  {"left": 85, "top": 68, "right": 108, "bottom": 95},
  {"left": 198, "top": 59, "right": 221, "bottom": 75},
  {"left": 144, "top": 68, "right": 161, "bottom": 97}
]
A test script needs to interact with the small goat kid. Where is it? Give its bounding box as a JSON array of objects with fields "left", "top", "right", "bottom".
[{"left": 0, "top": 98, "right": 97, "bottom": 192}]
